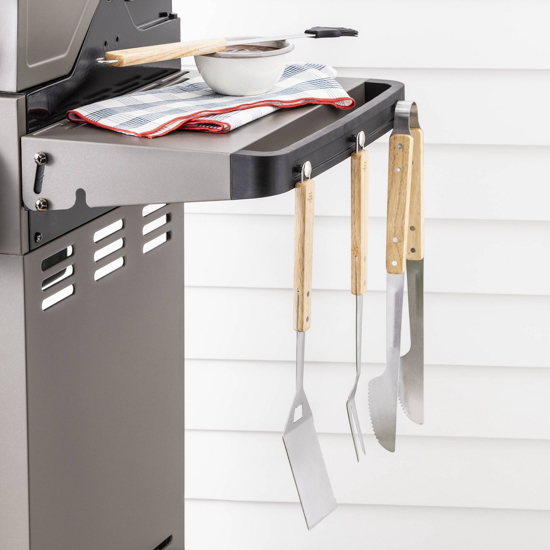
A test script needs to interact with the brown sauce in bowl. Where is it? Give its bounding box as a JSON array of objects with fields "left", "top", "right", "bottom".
[{"left": 224, "top": 45, "right": 279, "bottom": 53}]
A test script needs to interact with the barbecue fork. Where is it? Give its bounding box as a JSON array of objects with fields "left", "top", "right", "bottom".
[{"left": 347, "top": 132, "right": 368, "bottom": 460}]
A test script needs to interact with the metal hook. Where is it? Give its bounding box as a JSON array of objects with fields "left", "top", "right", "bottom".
[
  {"left": 300, "top": 161, "right": 312, "bottom": 184},
  {"left": 392, "top": 101, "right": 421, "bottom": 136},
  {"left": 354, "top": 130, "right": 366, "bottom": 154}
]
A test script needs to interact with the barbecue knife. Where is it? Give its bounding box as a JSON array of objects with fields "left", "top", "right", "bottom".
[
  {"left": 347, "top": 133, "right": 368, "bottom": 460},
  {"left": 399, "top": 120, "right": 425, "bottom": 425},
  {"left": 368, "top": 102, "right": 414, "bottom": 452}
]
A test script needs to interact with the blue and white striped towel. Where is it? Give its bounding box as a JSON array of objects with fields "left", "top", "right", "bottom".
[{"left": 67, "top": 63, "right": 355, "bottom": 138}]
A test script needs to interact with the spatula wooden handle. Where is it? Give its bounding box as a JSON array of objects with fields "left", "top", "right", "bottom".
[
  {"left": 293, "top": 178, "right": 315, "bottom": 332},
  {"left": 407, "top": 128, "right": 424, "bottom": 260},
  {"left": 351, "top": 149, "right": 369, "bottom": 295},
  {"left": 104, "top": 38, "right": 227, "bottom": 67},
  {"left": 386, "top": 134, "right": 413, "bottom": 274}
]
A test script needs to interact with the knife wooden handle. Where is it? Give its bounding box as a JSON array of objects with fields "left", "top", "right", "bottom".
[
  {"left": 386, "top": 134, "right": 413, "bottom": 274},
  {"left": 351, "top": 149, "right": 369, "bottom": 295},
  {"left": 293, "top": 178, "right": 315, "bottom": 332},
  {"left": 104, "top": 38, "right": 227, "bottom": 67},
  {"left": 407, "top": 127, "right": 424, "bottom": 260}
]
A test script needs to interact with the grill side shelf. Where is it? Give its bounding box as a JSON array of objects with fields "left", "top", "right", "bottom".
[
  {"left": 21, "top": 78, "right": 404, "bottom": 212},
  {"left": 230, "top": 79, "right": 405, "bottom": 200}
]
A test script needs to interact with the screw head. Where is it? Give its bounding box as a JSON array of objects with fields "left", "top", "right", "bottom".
[
  {"left": 34, "top": 152, "right": 48, "bottom": 166},
  {"left": 35, "top": 198, "right": 49, "bottom": 212},
  {"left": 34, "top": 232, "right": 43, "bottom": 243}
]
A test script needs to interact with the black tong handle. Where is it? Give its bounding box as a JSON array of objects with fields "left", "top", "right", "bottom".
[{"left": 304, "top": 26, "right": 359, "bottom": 38}]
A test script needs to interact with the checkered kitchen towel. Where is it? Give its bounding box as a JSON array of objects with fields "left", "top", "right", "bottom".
[{"left": 66, "top": 63, "right": 355, "bottom": 138}]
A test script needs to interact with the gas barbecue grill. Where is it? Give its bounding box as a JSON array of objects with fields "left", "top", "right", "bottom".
[{"left": 0, "top": 1, "right": 404, "bottom": 549}]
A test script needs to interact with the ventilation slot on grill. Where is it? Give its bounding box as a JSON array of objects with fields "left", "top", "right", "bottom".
[
  {"left": 41, "top": 245, "right": 73, "bottom": 271},
  {"left": 94, "top": 238, "right": 124, "bottom": 262},
  {"left": 94, "top": 257, "right": 125, "bottom": 281},
  {"left": 143, "top": 214, "right": 170, "bottom": 235},
  {"left": 42, "top": 265, "right": 74, "bottom": 290},
  {"left": 153, "top": 535, "right": 173, "bottom": 550},
  {"left": 143, "top": 204, "right": 167, "bottom": 217},
  {"left": 93, "top": 219, "right": 124, "bottom": 242},
  {"left": 42, "top": 285, "right": 74, "bottom": 311},
  {"left": 143, "top": 231, "right": 171, "bottom": 254}
]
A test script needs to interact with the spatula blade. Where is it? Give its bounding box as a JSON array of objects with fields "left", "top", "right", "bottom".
[
  {"left": 283, "top": 403, "right": 336, "bottom": 530},
  {"left": 399, "top": 259, "right": 424, "bottom": 424}
]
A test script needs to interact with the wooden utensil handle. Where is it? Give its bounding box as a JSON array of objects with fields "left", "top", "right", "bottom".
[
  {"left": 293, "top": 179, "right": 315, "bottom": 332},
  {"left": 104, "top": 38, "right": 227, "bottom": 67},
  {"left": 351, "top": 149, "right": 369, "bottom": 295},
  {"left": 407, "top": 127, "right": 424, "bottom": 260},
  {"left": 386, "top": 134, "right": 414, "bottom": 274}
]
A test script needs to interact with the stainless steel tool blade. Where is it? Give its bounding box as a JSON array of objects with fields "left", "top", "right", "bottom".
[
  {"left": 399, "top": 258, "right": 424, "bottom": 424},
  {"left": 283, "top": 324, "right": 336, "bottom": 530},
  {"left": 368, "top": 273, "right": 405, "bottom": 452},
  {"left": 346, "top": 290, "right": 366, "bottom": 461}
]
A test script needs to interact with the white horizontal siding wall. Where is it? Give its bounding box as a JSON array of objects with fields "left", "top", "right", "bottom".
[{"left": 174, "top": 0, "right": 550, "bottom": 547}]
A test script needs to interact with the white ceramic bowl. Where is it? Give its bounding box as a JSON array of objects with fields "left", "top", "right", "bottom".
[{"left": 195, "top": 39, "right": 294, "bottom": 96}]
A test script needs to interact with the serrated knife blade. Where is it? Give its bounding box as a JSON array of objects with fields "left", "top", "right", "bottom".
[{"left": 368, "top": 272, "right": 405, "bottom": 452}]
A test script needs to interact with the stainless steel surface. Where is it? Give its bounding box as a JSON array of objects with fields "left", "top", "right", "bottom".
[
  {"left": 368, "top": 273, "right": 405, "bottom": 452},
  {"left": 24, "top": 205, "right": 184, "bottom": 550},
  {"left": 399, "top": 259, "right": 425, "bottom": 424},
  {"left": 346, "top": 277, "right": 366, "bottom": 461},
  {"left": 35, "top": 198, "right": 49, "bottom": 212},
  {"left": 0, "top": 255, "right": 30, "bottom": 550},
  {"left": 0, "top": 95, "right": 28, "bottom": 254},
  {"left": 283, "top": 295, "right": 336, "bottom": 530},
  {"left": 391, "top": 101, "right": 418, "bottom": 136},
  {"left": 0, "top": 0, "right": 100, "bottom": 92},
  {"left": 22, "top": 119, "right": 232, "bottom": 210},
  {"left": 34, "top": 152, "right": 48, "bottom": 165}
]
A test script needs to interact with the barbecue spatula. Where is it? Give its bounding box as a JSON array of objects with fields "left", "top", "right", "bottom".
[
  {"left": 368, "top": 102, "right": 414, "bottom": 452},
  {"left": 347, "top": 134, "right": 368, "bottom": 461},
  {"left": 283, "top": 165, "right": 336, "bottom": 530},
  {"left": 98, "top": 27, "right": 358, "bottom": 67},
  {"left": 399, "top": 119, "right": 425, "bottom": 425}
]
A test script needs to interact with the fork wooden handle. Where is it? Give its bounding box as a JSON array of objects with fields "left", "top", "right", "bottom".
[
  {"left": 104, "top": 38, "right": 228, "bottom": 67},
  {"left": 293, "top": 178, "right": 315, "bottom": 332},
  {"left": 407, "top": 127, "right": 424, "bottom": 260},
  {"left": 386, "top": 134, "right": 414, "bottom": 274},
  {"left": 351, "top": 149, "right": 369, "bottom": 295}
]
